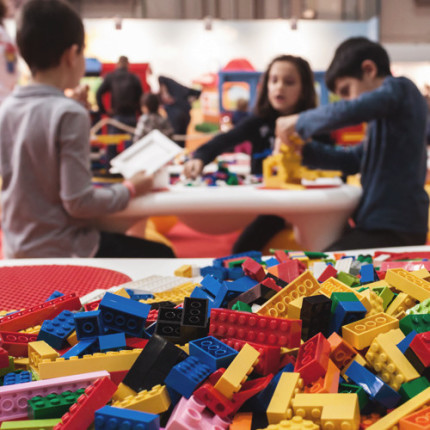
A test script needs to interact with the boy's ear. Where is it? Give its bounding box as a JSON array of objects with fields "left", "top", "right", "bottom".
[{"left": 361, "top": 59, "right": 378, "bottom": 78}]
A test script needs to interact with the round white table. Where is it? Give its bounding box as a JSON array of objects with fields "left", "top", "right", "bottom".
[{"left": 98, "top": 184, "right": 362, "bottom": 252}]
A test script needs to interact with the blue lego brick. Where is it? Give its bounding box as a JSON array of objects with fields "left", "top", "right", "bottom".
[
  {"left": 37, "top": 310, "right": 76, "bottom": 350},
  {"left": 74, "top": 310, "right": 102, "bottom": 340},
  {"left": 329, "top": 300, "right": 367, "bottom": 334},
  {"left": 98, "top": 332, "right": 126, "bottom": 352},
  {"left": 45, "top": 290, "right": 64, "bottom": 301},
  {"left": 229, "top": 276, "right": 259, "bottom": 293},
  {"left": 360, "top": 264, "right": 378, "bottom": 284},
  {"left": 345, "top": 360, "right": 401, "bottom": 409},
  {"left": 3, "top": 370, "right": 32, "bottom": 385},
  {"left": 397, "top": 330, "right": 417, "bottom": 354},
  {"left": 61, "top": 338, "right": 98, "bottom": 359},
  {"left": 190, "top": 275, "right": 228, "bottom": 315},
  {"left": 99, "top": 292, "right": 151, "bottom": 337},
  {"left": 212, "top": 251, "right": 262, "bottom": 267},
  {"left": 130, "top": 293, "right": 155, "bottom": 301},
  {"left": 145, "top": 322, "right": 156, "bottom": 337},
  {"left": 94, "top": 405, "right": 159, "bottom": 430},
  {"left": 227, "top": 266, "right": 245, "bottom": 280},
  {"left": 264, "top": 257, "right": 279, "bottom": 268},
  {"left": 164, "top": 355, "right": 211, "bottom": 398},
  {"left": 200, "top": 265, "right": 228, "bottom": 281},
  {"left": 189, "top": 336, "right": 238, "bottom": 372}
]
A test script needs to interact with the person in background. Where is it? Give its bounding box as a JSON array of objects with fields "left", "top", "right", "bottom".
[
  {"left": 133, "top": 92, "right": 174, "bottom": 143},
  {"left": 158, "top": 75, "right": 201, "bottom": 147},
  {"left": 183, "top": 55, "right": 322, "bottom": 253},
  {"left": 276, "top": 37, "right": 429, "bottom": 251},
  {"left": 0, "top": 0, "right": 174, "bottom": 258},
  {"left": 96, "top": 55, "right": 143, "bottom": 133},
  {"left": 232, "top": 98, "right": 251, "bottom": 126},
  {"left": 0, "top": 0, "right": 17, "bottom": 105}
]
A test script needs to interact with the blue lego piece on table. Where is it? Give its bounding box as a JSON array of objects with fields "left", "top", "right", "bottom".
[
  {"left": 397, "top": 330, "right": 417, "bottom": 354},
  {"left": 94, "top": 405, "right": 159, "bottom": 430},
  {"left": 99, "top": 292, "right": 151, "bottom": 337},
  {"left": 190, "top": 275, "right": 228, "bottom": 315},
  {"left": 3, "top": 370, "right": 32, "bottom": 385},
  {"left": 45, "top": 290, "right": 64, "bottom": 301},
  {"left": 329, "top": 300, "right": 367, "bottom": 334},
  {"left": 74, "top": 310, "right": 102, "bottom": 340},
  {"left": 264, "top": 257, "right": 280, "bottom": 268},
  {"left": 360, "top": 264, "right": 378, "bottom": 284},
  {"left": 345, "top": 360, "right": 401, "bottom": 409},
  {"left": 189, "top": 336, "right": 238, "bottom": 372},
  {"left": 200, "top": 265, "right": 228, "bottom": 281},
  {"left": 164, "top": 355, "right": 212, "bottom": 398},
  {"left": 61, "top": 338, "right": 98, "bottom": 359},
  {"left": 130, "top": 293, "right": 155, "bottom": 301},
  {"left": 227, "top": 267, "right": 245, "bottom": 280},
  {"left": 98, "top": 332, "right": 126, "bottom": 352},
  {"left": 37, "top": 310, "right": 76, "bottom": 350}
]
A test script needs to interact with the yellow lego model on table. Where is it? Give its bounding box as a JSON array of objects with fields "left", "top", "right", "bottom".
[{"left": 263, "top": 140, "right": 341, "bottom": 189}]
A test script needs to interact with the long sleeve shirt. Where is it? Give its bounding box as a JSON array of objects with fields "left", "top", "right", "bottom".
[
  {"left": 0, "top": 84, "right": 130, "bottom": 258},
  {"left": 297, "top": 76, "right": 429, "bottom": 235}
]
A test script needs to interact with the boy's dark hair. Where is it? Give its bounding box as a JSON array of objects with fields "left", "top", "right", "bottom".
[
  {"left": 325, "top": 37, "right": 392, "bottom": 93},
  {"left": 0, "top": 0, "right": 8, "bottom": 23},
  {"left": 255, "top": 54, "right": 317, "bottom": 119},
  {"left": 141, "top": 93, "right": 160, "bottom": 114},
  {"left": 17, "top": 0, "right": 84, "bottom": 73}
]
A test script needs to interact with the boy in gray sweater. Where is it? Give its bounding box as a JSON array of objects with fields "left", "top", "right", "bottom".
[{"left": 0, "top": 0, "right": 174, "bottom": 258}]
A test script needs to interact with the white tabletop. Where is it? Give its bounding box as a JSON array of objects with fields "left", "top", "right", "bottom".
[{"left": 99, "top": 184, "right": 362, "bottom": 252}]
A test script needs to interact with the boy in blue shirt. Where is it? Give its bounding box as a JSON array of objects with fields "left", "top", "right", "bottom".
[{"left": 276, "top": 37, "right": 429, "bottom": 251}]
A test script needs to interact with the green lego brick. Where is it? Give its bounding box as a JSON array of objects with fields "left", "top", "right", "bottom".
[
  {"left": 400, "top": 314, "right": 430, "bottom": 335},
  {"left": 372, "top": 286, "right": 395, "bottom": 310},
  {"left": 0, "top": 419, "right": 61, "bottom": 429},
  {"left": 339, "top": 383, "right": 369, "bottom": 410},
  {"left": 406, "top": 297, "right": 430, "bottom": 315},
  {"left": 399, "top": 377, "right": 430, "bottom": 403},
  {"left": 231, "top": 301, "right": 252, "bottom": 312},
  {"left": 228, "top": 259, "right": 247, "bottom": 268},
  {"left": 28, "top": 388, "right": 85, "bottom": 419},
  {"left": 337, "top": 271, "right": 360, "bottom": 287},
  {"left": 330, "top": 292, "right": 359, "bottom": 314},
  {"left": 357, "top": 255, "right": 373, "bottom": 264}
]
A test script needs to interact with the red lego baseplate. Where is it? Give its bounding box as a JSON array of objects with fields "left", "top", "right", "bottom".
[{"left": 0, "top": 265, "right": 131, "bottom": 309}]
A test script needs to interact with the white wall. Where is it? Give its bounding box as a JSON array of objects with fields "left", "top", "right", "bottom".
[{"left": 81, "top": 17, "right": 378, "bottom": 86}]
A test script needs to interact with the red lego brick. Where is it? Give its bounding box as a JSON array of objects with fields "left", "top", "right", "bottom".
[
  {"left": 125, "top": 337, "right": 149, "bottom": 349},
  {"left": 0, "top": 346, "right": 9, "bottom": 368},
  {"left": 0, "top": 293, "right": 81, "bottom": 332},
  {"left": 327, "top": 332, "right": 357, "bottom": 370},
  {"left": 0, "top": 331, "right": 38, "bottom": 357},
  {"left": 242, "top": 258, "right": 265, "bottom": 282},
  {"left": 209, "top": 309, "right": 301, "bottom": 348},
  {"left": 294, "top": 332, "right": 331, "bottom": 386},
  {"left": 221, "top": 338, "right": 281, "bottom": 375},
  {"left": 409, "top": 331, "right": 430, "bottom": 367},
  {"left": 260, "top": 278, "right": 282, "bottom": 292},
  {"left": 84, "top": 300, "right": 101, "bottom": 312},
  {"left": 109, "top": 369, "right": 128, "bottom": 385},
  {"left": 318, "top": 265, "right": 338, "bottom": 283},
  {"left": 274, "top": 250, "right": 290, "bottom": 263},
  {"left": 146, "top": 309, "right": 159, "bottom": 325},
  {"left": 53, "top": 376, "right": 117, "bottom": 430},
  {"left": 194, "top": 368, "right": 272, "bottom": 419}
]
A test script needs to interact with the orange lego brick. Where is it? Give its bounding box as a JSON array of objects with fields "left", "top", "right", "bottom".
[
  {"left": 385, "top": 268, "right": 430, "bottom": 302},
  {"left": 258, "top": 415, "right": 319, "bottom": 429},
  {"left": 327, "top": 332, "right": 357, "bottom": 370},
  {"left": 341, "top": 312, "right": 399, "bottom": 350},
  {"left": 214, "top": 343, "right": 260, "bottom": 400},
  {"left": 257, "top": 271, "right": 320, "bottom": 318},
  {"left": 304, "top": 359, "right": 340, "bottom": 394},
  {"left": 230, "top": 412, "right": 252, "bottom": 430},
  {"left": 399, "top": 404, "right": 430, "bottom": 429},
  {"left": 365, "top": 328, "right": 419, "bottom": 390}
]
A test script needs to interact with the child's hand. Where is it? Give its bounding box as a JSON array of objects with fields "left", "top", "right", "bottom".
[
  {"left": 128, "top": 171, "right": 154, "bottom": 196},
  {"left": 184, "top": 159, "right": 204, "bottom": 179},
  {"left": 275, "top": 114, "right": 300, "bottom": 146}
]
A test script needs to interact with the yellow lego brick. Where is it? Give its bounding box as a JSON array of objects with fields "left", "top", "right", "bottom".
[
  {"left": 385, "top": 292, "right": 416, "bottom": 317},
  {"left": 92, "top": 134, "right": 131, "bottom": 144},
  {"left": 113, "top": 382, "right": 138, "bottom": 402},
  {"left": 365, "top": 328, "right": 419, "bottom": 391},
  {"left": 28, "top": 341, "right": 59, "bottom": 371},
  {"left": 257, "top": 271, "right": 320, "bottom": 318},
  {"left": 214, "top": 343, "right": 260, "bottom": 400},
  {"left": 13, "top": 357, "right": 30, "bottom": 371},
  {"left": 139, "top": 282, "right": 198, "bottom": 305},
  {"left": 267, "top": 372, "right": 303, "bottom": 424},
  {"left": 257, "top": 416, "right": 319, "bottom": 430},
  {"left": 292, "top": 393, "right": 360, "bottom": 430},
  {"left": 66, "top": 331, "right": 78, "bottom": 346},
  {"left": 0, "top": 310, "right": 17, "bottom": 317},
  {"left": 0, "top": 418, "right": 61, "bottom": 429},
  {"left": 176, "top": 343, "right": 189, "bottom": 354},
  {"left": 287, "top": 297, "right": 304, "bottom": 320},
  {"left": 385, "top": 268, "right": 430, "bottom": 302},
  {"left": 19, "top": 325, "right": 41, "bottom": 335},
  {"left": 320, "top": 277, "right": 371, "bottom": 311},
  {"left": 112, "top": 384, "right": 171, "bottom": 415},
  {"left": 341, "top": 312, "right": 399, "bottom": 350},
  {"left": 37, "top": 349, "right": 142, "bottom": 379},
  {"left": 366, "top": 387, "right": 430, "bottom": 429},
  {"left": 360, "top": 289, "right": 384, "bottom": 317},
  {"left": 114, "top": 288, "right": 131, "bottom": 298},
  {"left": 174, "top": 264, "right": 193, "bottom": 277},
  {"left": 412, "top": 268, "right": 430, "bottom": 280}
]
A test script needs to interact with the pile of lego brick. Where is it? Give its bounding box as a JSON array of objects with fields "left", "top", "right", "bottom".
[{"left": 2, "top": 249, "right": 430, "bottom": 429}]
